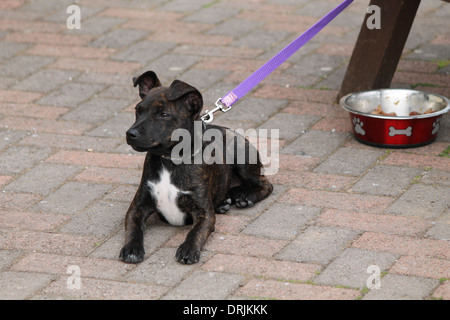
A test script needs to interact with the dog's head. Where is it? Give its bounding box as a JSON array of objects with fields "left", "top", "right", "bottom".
[{"left": 126, "top": 71, "right": 203, "bottom": 154}]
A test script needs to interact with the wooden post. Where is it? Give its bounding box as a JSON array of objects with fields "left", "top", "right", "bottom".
[{"left": 337, "top": 0, "right": 421, "bottom": 101}]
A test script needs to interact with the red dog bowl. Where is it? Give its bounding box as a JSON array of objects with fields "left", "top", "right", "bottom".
[{"left": 340, "top": 89, "right": 450, "bottom": 148}]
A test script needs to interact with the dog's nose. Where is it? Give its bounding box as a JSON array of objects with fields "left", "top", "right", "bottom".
[{"left": 126, "top": 128, "right": 139, "bottom": 140}]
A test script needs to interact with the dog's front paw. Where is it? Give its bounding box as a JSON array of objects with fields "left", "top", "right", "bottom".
[
  {"left": 119, "top": 243, "right": 145, "bottom": 264},
  {"left": 176, "top": 242, "right": 201, "bottom": 264}
]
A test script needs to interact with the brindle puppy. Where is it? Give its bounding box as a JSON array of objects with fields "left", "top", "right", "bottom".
[{"left": 120, "top": 71, "right": 273, "bottom": 264}]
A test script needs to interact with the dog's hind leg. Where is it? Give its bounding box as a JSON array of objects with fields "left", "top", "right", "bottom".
[{"left": 228, "top": 163, "right": 273, "bottom": 208}]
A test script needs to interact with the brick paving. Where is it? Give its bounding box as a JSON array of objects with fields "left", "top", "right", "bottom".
[{"left": 0, "top": 0, "right": 448, "bottom": 301}]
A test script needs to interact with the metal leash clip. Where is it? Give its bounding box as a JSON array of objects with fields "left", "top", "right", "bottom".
[{"left": 200, "top": 98, "right": 232, "bottom": 123}]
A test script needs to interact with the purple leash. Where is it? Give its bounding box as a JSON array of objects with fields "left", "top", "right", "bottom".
[{"left": 201, "top": 0, "right": 353, "bottom": 123}]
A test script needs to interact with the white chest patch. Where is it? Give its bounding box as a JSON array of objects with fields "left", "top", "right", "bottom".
[{"left": 147, "top": 167, "right": 189, "bottom": 226}]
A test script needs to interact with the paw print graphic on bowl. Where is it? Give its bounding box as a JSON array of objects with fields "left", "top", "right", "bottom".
[{"left": 353, "top": 117, "right": 366, "bottom": 136}]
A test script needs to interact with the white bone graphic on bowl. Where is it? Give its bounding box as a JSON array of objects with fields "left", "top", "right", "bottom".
[
  {"left": 431, "top": 118, "right": 440, "bottom": 135},
  {"left": 388, "top": 126, "right": 412, "bottom": 137}
]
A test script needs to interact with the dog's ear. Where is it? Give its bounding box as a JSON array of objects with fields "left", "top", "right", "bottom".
[
  {"left": 167, "top": 80, "right": 203, "bottom": 119},
  {"left": 132, "top": 71, "right": 162, "bottom": 99}
]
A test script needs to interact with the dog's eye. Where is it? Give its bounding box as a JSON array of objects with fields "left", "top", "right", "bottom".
[{"left": 158, "top": 112, "right": 170, "bottom": 118}]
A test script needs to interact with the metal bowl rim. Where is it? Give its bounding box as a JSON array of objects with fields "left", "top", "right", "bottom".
[{"left": 339, "top": 89, "right": 450, "bottom": 120}]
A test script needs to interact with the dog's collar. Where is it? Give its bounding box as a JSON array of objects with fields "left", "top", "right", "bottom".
[
  {"left": 161, "top": 121, "right": 206, "bottom": 163},
  {"left": 161, "top": 145, "right": 202, "bottom": 163}
]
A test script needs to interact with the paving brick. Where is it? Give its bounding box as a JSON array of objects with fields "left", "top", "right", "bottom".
[
  {"left": 66, "top": 16, "right": 125, "bottom": 36},
  {"left": 317, "top": 209, "right": 430, "bottom": 236},
  {"left": 11, "top": 252, "right": 134, "bottom": 280},
  {"left": 286, "top": 54, "right": 347, "bottom": 78},
  {"left": 112, "top": 41, "right": 176, "bottom": 65},
  {"left": 34, "top": 182, "right": 112, "bottom": 215},
  {"left": 421, "top": 169, "right": 450, "bottom": 186},
  {"left": 363, "top": 274, "right": 438, "bottom": 300},
  {"left": 276, "top": 226, "right": 359, "bottom": 265},
  {"left": 0, "top": 175, "right": 12, "bottom": 188},
  {"left": 173, "top": 45, "right": 263, "bottom": 59},
  {"left": 99, "top": 7, "right": 182, "bottom": 20},
  {"left": 207, "top": 18, "right": 262, "bottom": 37},
  {"left": 177, "top": 68, "right": 230, "bottom": 91},
  {"left": 61, "top": 97, "right": 130, "bottom": 124},
  {"left": 0, "top": 55, "right": 54, "bottom": 78},
  {"left": 0, "top": 90, "right": 42, "bottom": 103},
  {"left": 0, "top": 210, "right": 69, "bottom": 231},
  {"left": 48, "top": 58, "right": 141, "bottom": 75},
  {"left": 12, "top": 69, "right": 79, "bottom": 93},
  {"left": 385, "top": 184, "right": 449, "bottom": 219},
  {"left": 0, "top": 103, "right": 69, "bottom": 119},
  {"left": 0, "top": 42, "right": 30, "bottom": 62},
  {"left": 91, "top": 29, "right": 149, "bottom": 49},
  {"left": 183, "top": 5, "right": 239, "bottom": 24},
  {"left": 382, "top": 152, "right": 450, "bottom": 172},
  {"left": 36, "top": 82, "right": 107, "bottom": 108},
  {"left": 0, "top": 271, "right": 54, "bottom": 300},
  {"left": 351, "top": 165, "right": 421, "bottom": 196},
  {"left": 233, "top": 29, "right": 292, "bottom": 49},
  {"left": 214, "top": 214, "right": 251, "bottom": 234},
  {"left": 236, "top": 279, "right": 359, "bottom": 300},
  {"left": 279, "top": 188, "right": 393, "bottom": 213},
  {"left": 202, "top": 253, "right": 320, "bottom": 282},
  {"left": 5, "top": 32, "right": 93, "bottom": 46},
  {"left": 26, "top": 44, "right": 115, "bottom": 59},
  {"left": 60, "top": 201, "right": 128, "bottom": 237},
  {"left": 0, "top": 228, "right": 102, "bottom": 256},
  {"left": 254, "top": 85, "right": 338, "bottom": 104},
  {"left": 46, "top": 150, "right": 144, "bottom": 169},
  {"left": 4, "top": 163, "right": 81, "bottom": 195},
  {"left": 315, "top": 248, "right": 398, "bottom": 289},
  {"left": 282, "top": 130, "right": 349, "bottom": 156},
  {"left": 311, "top": 117, "right": 352, "bottom": 133},
  {"left": 0, "top": 1, "right": 24, "bottom": 10},
  {"left": 142, "top": 53, "right": 200, "bottom": 81},
  {"left": 163, "top": 270, "right": 244, "bottom": 300},
  {"left": 0, "top": 19, "right": 63, "bottom": 33},
  {"left": 0, "top": 192, "right": 40, "bottom": 211},
  {"left": 270, "top": 171, "right": 354, "bottom": 191},
  {"left": 314, "top": 147, "right": 384, "bottom": 176},
  {"left": 35, "top": 277, "right": 168, "bottom": 300},
  {"left": 76, "top": 72, "right": 132, "bottom": 86},
  {"left": 258, "top": 113, "right": 319, "bottom": 141},
  {"left": 74, "top": 167, "right": 142, "bottom": 185},
  {"left": 425, "top": 212, "right": 450, "bottom": 241},
  {"left": 104, "top": 185, "right": 137, "bottom": 203},
  {"left": 391, "top": 255, "right": 450, "bottom": 280},
  {"left": 278, "top": 154, "right": 321, "bottom": 171},
  {"left": 0, "top": 250, "right": 22, "bottom": 271},
  {"left": 397, "top": 59, "right": 438, "bottom": 73},
  {"left": 433, "top": 281, "right": 450, "bottom": 300},
  {"left": 90, "top": 217, "right": 178, "bottom": 261},
  {"left": 168, "top": 232, "right": 286, "bottom": 258},
  {"left": 86, "top": 112, "right": 135, "bottom": 138},
  {"left": 126, "top": 247, "right": 196, "bottom": 286},
  {"left": 0, "top": 145, "right": 51, "bottom": 174},
  {"left": 352, "top": 232, "right": 450, "bottom": 260},
  {"left": 20, "top": 133, "right": 122, "bottom": 152},
  {"left": 0, "top": 117, "right": 92, "bottom": 135},
  {"left": 242, "top": 203, "right": 320, "bottom": 240}
]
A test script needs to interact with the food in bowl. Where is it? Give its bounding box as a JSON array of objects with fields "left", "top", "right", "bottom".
[{"left": 370, "top": 105, "right": 435, "bottom": 116}]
